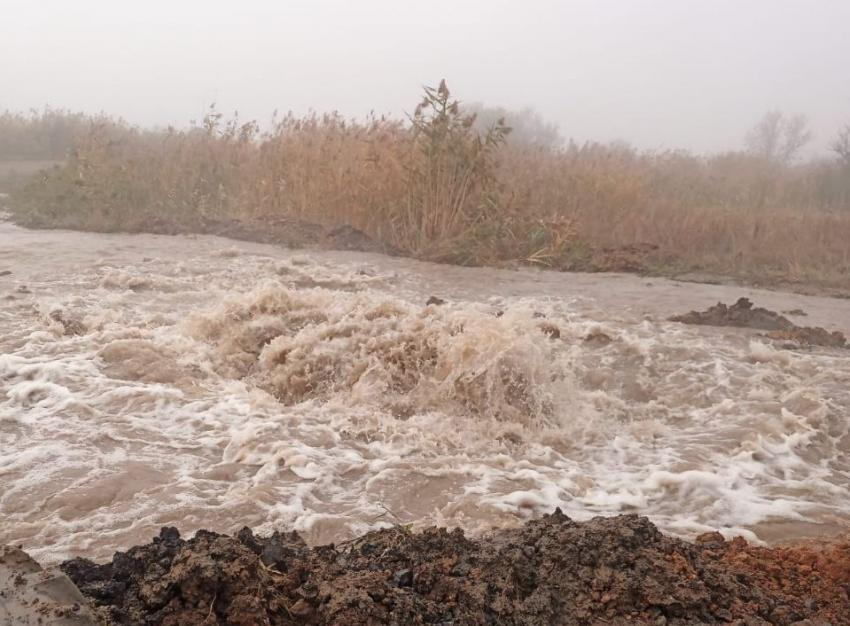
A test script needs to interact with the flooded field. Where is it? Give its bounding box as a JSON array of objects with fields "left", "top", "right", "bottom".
[{"left": 2, "top": 221, "right": 849, "bottom": 564}]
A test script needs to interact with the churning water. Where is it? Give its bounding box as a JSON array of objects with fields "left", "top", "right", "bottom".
[{"left": 2, "top": 222, "right": 849, "bottom": 563}]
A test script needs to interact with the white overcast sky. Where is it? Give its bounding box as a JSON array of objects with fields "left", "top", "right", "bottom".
[{"left": 2, "top": 0, "right": 849, "bottom": 155}]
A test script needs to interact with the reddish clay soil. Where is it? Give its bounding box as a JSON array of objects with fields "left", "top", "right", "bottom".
[{"left": 59, "top": 511, "right": 850, "bottom": 625}]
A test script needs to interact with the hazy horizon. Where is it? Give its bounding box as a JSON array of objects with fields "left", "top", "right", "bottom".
[{"left": 3, "top": 0, "right": 849, "bottom": 156}]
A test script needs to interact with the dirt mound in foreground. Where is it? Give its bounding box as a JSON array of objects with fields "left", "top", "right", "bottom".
[
  {"left": 60, "top": 512, "right": 850, "bottom": 625},
  {"left": 670, "top": 297, "right": 847, "bottom": 348}
]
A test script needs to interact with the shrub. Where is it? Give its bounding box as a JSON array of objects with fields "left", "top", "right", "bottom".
[{"left": 7, "top": 84, "right": 850, "bottom": 287}]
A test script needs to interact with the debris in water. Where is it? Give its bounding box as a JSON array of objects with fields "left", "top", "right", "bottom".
[
  {"left": 58, "top": 512, "right": 850, "bottom": 625},
  {"left": 584, "top": 330, "right": 613, "bottom": 346},
  {"left": 49, "top": 310, "right": 86, "bottom": 336},
  {"left": 537, "top": 321, "right": 561, "bottom": 339},
  {"left": 670, "top": 297, "right": 794, "bottom": 330},
  {"left": 670, "top": 297, "right": 846, "bottom": 348}
]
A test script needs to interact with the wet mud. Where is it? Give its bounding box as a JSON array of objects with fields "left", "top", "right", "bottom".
[
  {"left": 60, "top": 512, "right": 850, "bottom": 626},
  {"left": 133, "top": 215, "right": 391, "bottom": 256},
  {"left": 671, "top": 297, "right": 847, "bottom": 348},
  {"left": 0, "top": 544, "right": 98, "bottom": 624}
]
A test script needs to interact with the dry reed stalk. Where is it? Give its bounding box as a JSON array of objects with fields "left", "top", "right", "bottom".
[{"left": 6, "top": 86, "right": 850, "bottom": 288}]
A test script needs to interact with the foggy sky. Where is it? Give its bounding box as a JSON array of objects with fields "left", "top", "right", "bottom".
[{"left": 3, "top": 0, "right": 849, "bottom": 156}]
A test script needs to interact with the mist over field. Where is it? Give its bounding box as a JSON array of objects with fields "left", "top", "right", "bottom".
[{"left": 2, "top": 0, "right": 849, "bottom": 155}]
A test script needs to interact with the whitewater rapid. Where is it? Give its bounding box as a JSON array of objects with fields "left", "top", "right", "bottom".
[{"left": 1, "top": 222, "right": 849, "bottom": 563}]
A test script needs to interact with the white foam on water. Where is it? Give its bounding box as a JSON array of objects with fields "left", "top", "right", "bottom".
[{"left": 2, "top": 222, "right": 850, "bottom": 563}]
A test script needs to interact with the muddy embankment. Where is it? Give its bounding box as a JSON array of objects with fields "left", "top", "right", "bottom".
[
  {"left": 5, "top": 198, "right": 850, "bottom": 298},
  {"left": 34, "top": 512, "right": 847, "bottom": 625}
]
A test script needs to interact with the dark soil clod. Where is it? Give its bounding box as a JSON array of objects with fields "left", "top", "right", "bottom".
[
  {"left": 670, "top": 297, "right": 846, "bottom": 348},
  {"left": 58, "top": 512, "right": 850, "bottom": 625},
  {"left": 670, "top": 297, "right": 794, "bottom": 330}
]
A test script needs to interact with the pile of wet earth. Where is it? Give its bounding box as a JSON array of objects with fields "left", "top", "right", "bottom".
[
  {"left": 60, "top": 511, "right": 850, "bottom": 626},
  {"left": 670, "top": 297, "right": 847, "bottom": 348}
]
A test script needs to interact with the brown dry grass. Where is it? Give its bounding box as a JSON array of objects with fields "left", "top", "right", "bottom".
[{"left": 7, "top": 84, "right": 850, "bottom": 289}]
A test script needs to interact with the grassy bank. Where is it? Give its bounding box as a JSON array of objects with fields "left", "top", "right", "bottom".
[{"left": 6, "top": 83, "right": 850, "bottom": 289}]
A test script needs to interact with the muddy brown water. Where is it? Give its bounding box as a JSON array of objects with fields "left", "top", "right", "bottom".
[{"left": 2, "top": 221, "right": 850, "bottom": 564}]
